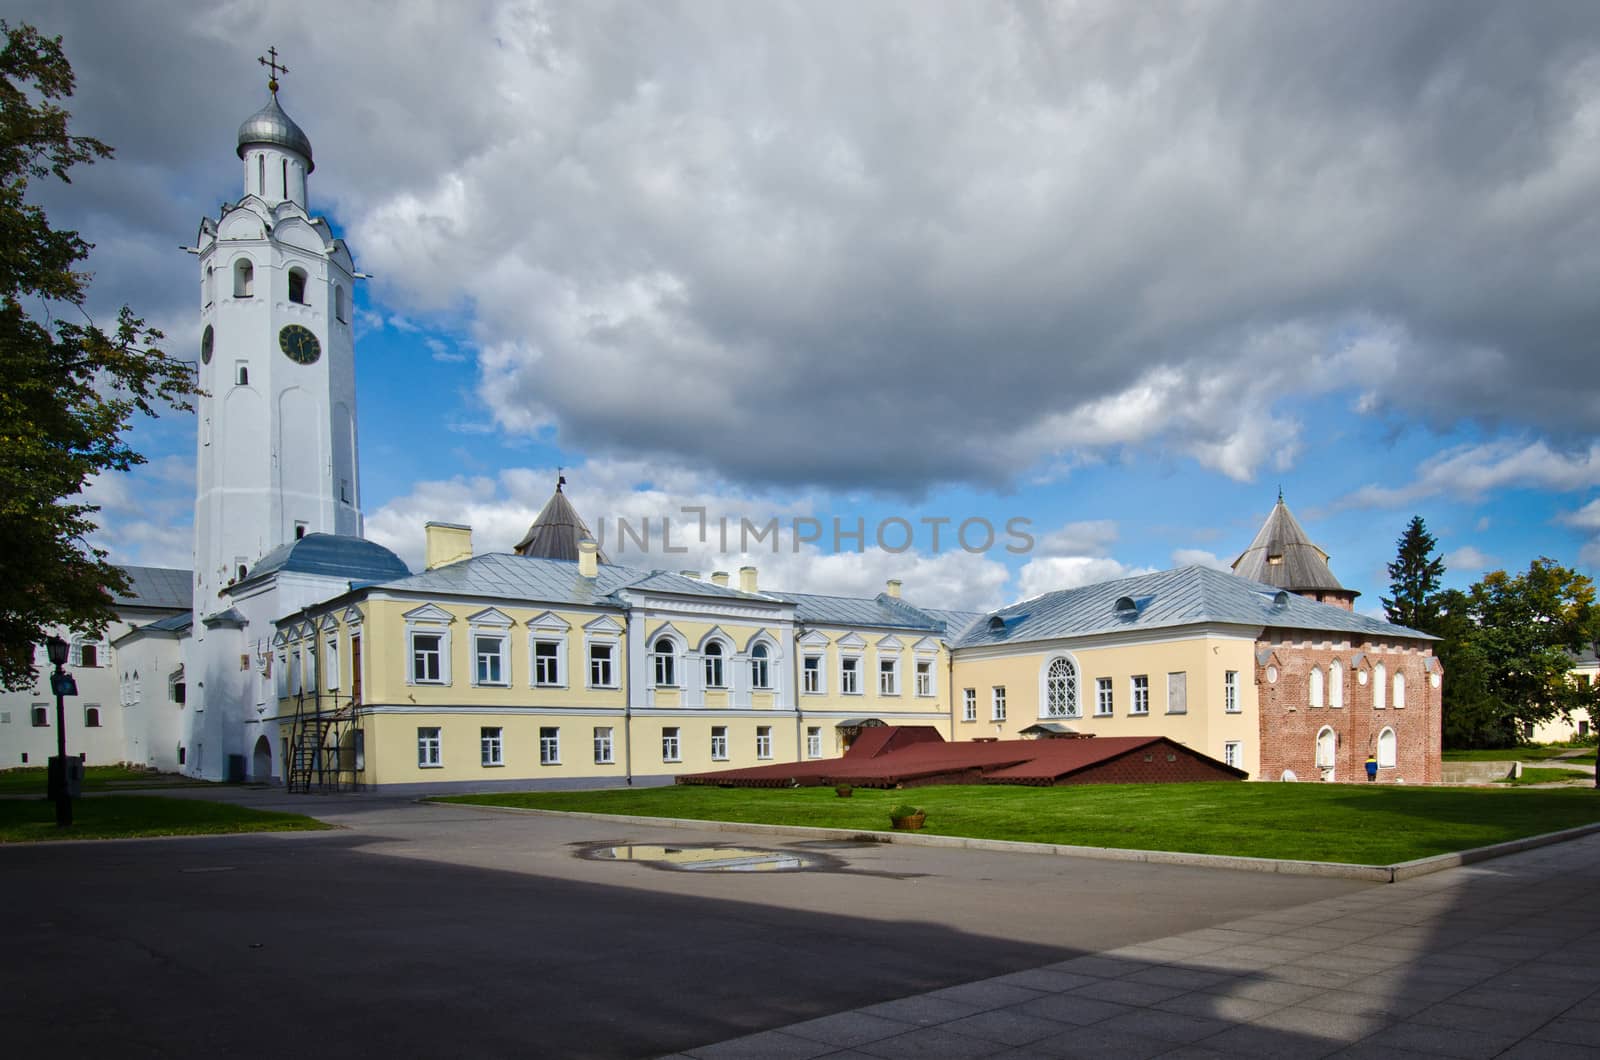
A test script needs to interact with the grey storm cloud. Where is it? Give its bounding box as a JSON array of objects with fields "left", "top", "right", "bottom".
[{"left": 23, "top": 0, "right": 1600, "bottom": 493}]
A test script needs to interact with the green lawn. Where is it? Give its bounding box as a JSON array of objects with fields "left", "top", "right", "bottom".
[
  {"left": 0, "top": 765, "right": 207, "bottom": 796},
  {"left": 440, "top": 783, "right": 1600, "bottom": 865},
  {"left": 1443, "top": 747, "right": 1597, "bottom": 763},
  {"left": 0, "top": 795, "right": 331, "bottom": 843},
  {"left": 1495, "top": 767, "right": 1594, "bottom": 787}
]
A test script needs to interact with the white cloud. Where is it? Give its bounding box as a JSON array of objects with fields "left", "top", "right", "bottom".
[
  {"left": 1172, "top": 548, "right": 1231, "bottom": 571},
  {"left": 1014, "top": 557, "right": 1154, "bottom": 601},
  {"left": 1444, "top": 545, "right": 1495, "bottom": 575},
  {"left": 1339, "top": 441, "right": 1600, "bottom": 510},
  {"left": 1558, "top": 498, "right": 1600, "bottom": 532}
]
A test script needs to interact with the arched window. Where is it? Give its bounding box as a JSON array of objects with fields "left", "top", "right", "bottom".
[
  {"left": 750, "top": 642, "right": 770, "bottom": 690},
  {"left": 1393, "top": 671, "right": 1406, "bottom": 709},
  {"left": 257, "top": 155, "right": 265, "bottom": 196},
  {"left": 1328, "top": 659, "right": 1343, "bottom": 709},
  {"left": 288, "top": 267, "right": 307, "bottom": 305},
  {"left": 205, "top": 265, "right": 215, "bottom": 306},
  {"left": 1373, "top": 662, "right": 1387, "bottom": 709},
  {"left": 335, "top": 284, "right": 349, "bottom": 323},
  {"left": 703, "top": 641, "right": 725, "bottom": 688},
  {"left": 652, "top": 638, "right": 676, "bottom": 688},
  {"left": 282, "top": 158, "right": 289, "bottom": 200},
  {"left": 1315, "top": 726, "right": 1337, "bottom": 769},
  {"left": 1377, "top": 727, "right": 1397, "bottom": 768},
  {"left": 233, "top": 258, "right": 254, "bottom": 298},
  {"left": 1045, "top": 657, "right": 1078, "bottom": 718},
  {"left": 84, "top": 707, "right": 101, "bottom": 728},
  {"left": 1309, "top": 666, "right": 1324, "bottom": 709}
]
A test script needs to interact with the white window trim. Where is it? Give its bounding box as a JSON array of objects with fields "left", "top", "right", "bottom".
[
  {"left": 404, "top": 605, "right": 454, "bottom": 686},
  {"left": 1094, "top": 677, "right": 1114, "bottom": 717},
  {"left": 661, "top": 726, "right": 681, "bottom": 763},
  {"left": 467, "top": 608, "right": 515, "bottom": 688},
  {"left": 1223, "top": 740, "right": 1243, "bottom": 770},
  {"left": 1166, "top": 671, "right": 1187, "bottom": 716},
  {"left": 1040, "top": 653, "right": 1081, "bottom": 719},
  {"left": 1373, "top": 662, "right": 1388, "bottom": 710},
  {"left": 914, "top": 657, "right": 936, "bottom": 698},
  {"left": 755, "top": 725, "right": 773, "bottom": 760},
  {"left": 651, "top": 632, "right": 683, "bottom": 689},
  {"left": 840, "top": 653, "right": 862, "bottom": 696},
  {"left": 710, "top": 725, "right": 729, "bottom": 761},
  {"left": 1329, "top": 659, "right": 1344, "bottom": 709},
  {"left": 1224, "top": 670, "right": 1240, "bottom": 713},
  {"left": 593, "top": 726, "right": 615, "bottom": 765},
  {"left": 802, "top": 652, "right": 825, "bottom": 695},
  {"left": 749, "top": 638, "right": 776, "bottom": 691},
  {"left": 877, "top": 655, "right": 900, "bottom": 696},
  {"left": 586, "top": 639, "right": 619, "bottom": 690},
  {"left": 1130, "top": 675, "right": 1150, "bottom": 716},
  {"left": 702, "top": 637, "right": 732, "bottom": 690},
  {"left": 584, "top": 615, "right": 624, "bottom": 690},
  {"left": 1393, "top": 671, "right": 1406, "bottom": 709},
  {"left": 539, "top": 726, "right": 561, "bottom": 766},
  {"left": 806, "top": 725, "right": 823, "bottom": 758},
  {"left": 962, "top": 687, "right": 977, "bottom": 722},
  {"left": 325, "top": 634, "right": 340, "bottom": 692},
  {"left": 480, "top": 726, "right": 504, "bottom": 767},
  {"left": 417, "top": 727, "right": 442, "bottom": 769},
  {"left": 991, "top": 685, "right": 1007, "bottom": 722},
  {"left": 1377, "top": 726, "right": 1398, "bottom": 767},
  {"left": 530, "top": 636, "right": 566, "bottom": 689},
  {"left": 1309, "top": 666, "right": 1325, "bottom": 709}
]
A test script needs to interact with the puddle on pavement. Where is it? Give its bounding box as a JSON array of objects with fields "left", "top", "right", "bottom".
[{"left": 580, "top": 843, "right": 834, "bottom": 873}]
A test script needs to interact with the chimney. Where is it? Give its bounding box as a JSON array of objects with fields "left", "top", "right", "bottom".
[
  {"left": 679, "top": 570, "right": 700, "bottom": 580},
  {"left": 578, "top": 537, "right": 599, "bottom": 578},
  {"left": 711, "top": 570, "right": 730, "bottom": 587},
  {"left": 886, "top": 578, "right": 902, "bottom": 599},
  {"left": 424, "top": 522, "right": 472, "bottom": 570},
  {"left": 739, "top": 565, "right": 758, "bottom": 593}
]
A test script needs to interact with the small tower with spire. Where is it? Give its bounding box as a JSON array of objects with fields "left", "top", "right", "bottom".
[
  {"left": 514, "top": 474, "right": 609, "bottom": 563},
  {"left": 1231, "top": 494, "right": 1359, "bottom": 611}
]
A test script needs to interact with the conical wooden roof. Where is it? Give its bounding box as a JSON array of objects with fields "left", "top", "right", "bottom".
[
  {"left": 513, "top": 482, "right": 607, "bottom": 562},
  {"left": 1231, "top": 496, "right": 1348, "bottom": 593}
]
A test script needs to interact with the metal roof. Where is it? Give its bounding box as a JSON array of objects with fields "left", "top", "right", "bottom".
[
  {"left": 955, "top": 565, "right": 1432, "bottom": 649},
  {"left": 1231, "top": 497, "right": 1350, "bottom": 593},
  {"left": 765, "top": 590, "right": 941, "bottom": 630},
  {"left": 239, "top": 534, "right": 410, "bottom": 589},
  {"left": 513, "top": 485, "right": 609, "bottom": 563},
  {"left": 237, "top": 93, "right": 314, "bottom": 170},
  {"left": 113, "top": 565, "right": 192, "bottom": 610},
  {"left": 375, "top": 553, "right": 773, "bottom": 608}
]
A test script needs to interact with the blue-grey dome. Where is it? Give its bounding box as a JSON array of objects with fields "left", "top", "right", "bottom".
[
  {"left": 237, "top": 94, "right": 315, "bottom": 172},
  {"left": 240, "top": 534, "right": 408, "bottom": 587}
]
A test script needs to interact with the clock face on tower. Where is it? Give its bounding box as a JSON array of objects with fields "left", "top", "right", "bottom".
[
  {"left": 278, "top": 324, "right": 322, "bottom": 365},
  {"left": 201, "top": 324, "right": 214, "bottom": 364}
]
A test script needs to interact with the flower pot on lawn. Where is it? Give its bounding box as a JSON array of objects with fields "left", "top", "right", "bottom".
[
  {"left": 888, "top": 804, "right": 925, "bottom": 830},
  {"left": 835, "top": 785, "right": 853, "bottom": 797}
]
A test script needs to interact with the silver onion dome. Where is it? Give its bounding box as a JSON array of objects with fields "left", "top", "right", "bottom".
[{"left": 236, "top": 94, "right": 314, "bottom": 172}]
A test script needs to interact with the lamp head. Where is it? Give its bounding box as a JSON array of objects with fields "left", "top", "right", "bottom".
[{"left": 45, "top": 635, "right": 69, "bottom": 667}]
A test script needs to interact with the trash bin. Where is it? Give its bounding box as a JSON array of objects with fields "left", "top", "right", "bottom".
[{"left": 226, "top": 754, "right": 247, "bottom": 784}]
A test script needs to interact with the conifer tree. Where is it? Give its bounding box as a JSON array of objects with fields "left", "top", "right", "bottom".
[{"left": 1382, "top": 516, "right": 1445, "bottom": 632}]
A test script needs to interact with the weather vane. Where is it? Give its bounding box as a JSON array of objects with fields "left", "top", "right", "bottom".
[
  {"left": 258, "top": 45, "right": 289, "bottom": 95},
  {"left": 557, "top": 467, "right": 567, "bottom": 492}
]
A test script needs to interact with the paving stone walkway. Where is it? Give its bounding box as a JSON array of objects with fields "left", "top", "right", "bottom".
[{"left": 669, "top": 832, "right": 1600, "bottom": 1059}]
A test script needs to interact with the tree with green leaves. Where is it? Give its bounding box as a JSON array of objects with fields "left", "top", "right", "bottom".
[
  {"left": 1382, "top": 515, "right": 1445, "bottom": 633},
  {"left": 0, "top": 21, "right": 198, "bottom": 691},
  {"left": 1436, "top": 558, "right": 1597, "bottom": 748}
]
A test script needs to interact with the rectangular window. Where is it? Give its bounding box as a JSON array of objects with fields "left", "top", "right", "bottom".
[
  {"left": 1131, "top": 675, "right": 1150, "bottom": 715},
  {"left": 1224, "top": 670, "right": 1240, "bottom": 713},
  {"left": 840, "top": 656, "right": 860, "bottom": 695},
  {"left": 83, "top": 705, "right": 101, "bottom": 728},
  {"left": 915, "top": 660, "right": 933, "bottom": 697},
  {"left": 1224, "top": 741, "right": 1242, "bottom": 769},
  {"left": 481, "top": 726, "right": 503, "bottom": 766},
  {"left": 533, "top": 640, "right": 561, "bottom": 686},
  {"left": 710, "top": 725, "right": 728, "bottom": 760},
  {"left": 539, "top": 726, "right": 560, "bottom": 765},
  {"left": 661, "top": 726, "right": 680, "bottom": 762},
  {"left": 653, "top": 645, "right": 676, "bottom": 687},
  {"left": 1095, "top": 677, "right": 1114, "bottom": 716},
  {"left": 411, "top": 633, "right": 443, "bottom": 683},
  {"left": 992, "top": 686, "right": 1007, "bottom": 722},
  {"left": 593, "top": 726, "right": 614, "bottom": 764},
  {"left": 476, "top": 635, "right": 506, "bottom": 685},
  {"left": 756, "top": 725, "right": 772, "bottom": 759},
  {"left": 803, "top": 654, "right": 822, "bottom": 693},
  {"left": 878, "top": 657, "right": 899, "bottom": 695},
  {"left": 588, "top": 643, "right": 615, "bottom": 688},
  {"left": 963, "top": 688, "right": 977, "bottom": 722},
  {"left": 78, "top": 644, "right": 99, "bottom": 668},
  {"left": 31, "top": 704, "right": 48, "bottom": 727},
  {"left": 326, "top": 638, "right": 339, "bottom": 691},
  {"left": 1166, "top": 672, "right": 1188, "bottom": 715},
  {"left": 350, "top": 633, "right": 362, "bottom": 703},
  {"left": 806, "top": 726, "right": 822, "bottom": 758},
  {"left": 417, "top": 727, "right": 441, "bottom": 768}
]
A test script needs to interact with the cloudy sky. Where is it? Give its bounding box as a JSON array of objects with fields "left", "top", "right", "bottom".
[{"left": 25, "top": 0, "right": 1600, "bottom": 613}]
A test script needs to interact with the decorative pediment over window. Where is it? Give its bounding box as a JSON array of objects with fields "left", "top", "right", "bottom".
[
  {"left": 698, "top": 625, "right": 733, "bottom": 650},
  {"left": 526, "top": 610, "right": 570, "bottom": 633},
  {"left": 319, "top": 614, "right": 339, "bottom": 631},
  {"left": 1255, "top": 648, "right": 1281, "bottom": 669},
  {"left": 584, "top": 614, "right": 624, "bottom": 636},
  {"left": 646, "top": 621, "right": 685, "bottom": 646},
  {"left": 837, "top": 632, "right": 867, "bottom": 650},
  {"left": 913, "top": 636, "right": 941, "bottom": 654},
  {"left": 342, "top": 605, "right": 364, "bottom": 627},
  {"left": 798, "top": 630, "right": 830, "bottom": 648},
  {"left": 876, "top": 634, "right": 905, "bottom": 650},
  {"left": 469, "top": 606, "right": 517, "bottom": 628},
  {"left": 403, "top": 603, "right": 454, "bottom": 625},
  {"left": 742, "top": 629, "right": 781, "bottom": 654},
  {"left": 271, "top": 630, "right": 289, "bottom": 647}
]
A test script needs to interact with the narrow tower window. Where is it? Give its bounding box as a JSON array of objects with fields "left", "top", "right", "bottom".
[
  {"left": 257, "top": 155, "right": 265, "bottom": 196},
  {"left": 335, "top": 284, "right": 348, "bottom": 323},
  {"left": 288, "top": 267, "right": 307, "bottom": 305},
  {"left": 282, "top": 158, "right": 289, "bottom": 200},
  {"left": 234, "top": 258, "right": 254, "bottom": 298},
  {"left": 235, "top": 362, "right": 249, "bottom": 386}
]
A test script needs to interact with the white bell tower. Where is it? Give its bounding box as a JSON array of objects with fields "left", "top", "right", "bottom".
[{"left": 190, "top": 50, "right": 363, "bottom": 616}]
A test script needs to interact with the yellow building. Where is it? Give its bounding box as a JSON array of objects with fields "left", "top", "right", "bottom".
[{"left": 267, "top": 489, "right": 1440, "bottom": 792}]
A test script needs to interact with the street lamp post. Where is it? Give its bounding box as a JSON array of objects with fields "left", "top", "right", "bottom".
[{"left": 45, "top": 635, "right": 76, "bottom": 827}]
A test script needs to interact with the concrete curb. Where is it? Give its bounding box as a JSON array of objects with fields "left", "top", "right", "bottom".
[{"left": 442, "top": 802, "right": 1600, "bottom": 884}]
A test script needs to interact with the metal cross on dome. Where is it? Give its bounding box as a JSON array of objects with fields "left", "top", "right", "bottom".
[{"left": 258, "top": 46, "right": 289, "bottom": 94}]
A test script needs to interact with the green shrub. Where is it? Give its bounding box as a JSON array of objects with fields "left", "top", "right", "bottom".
[{"left": 888, "top": 803, "right": 923, "bottom": 818}]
